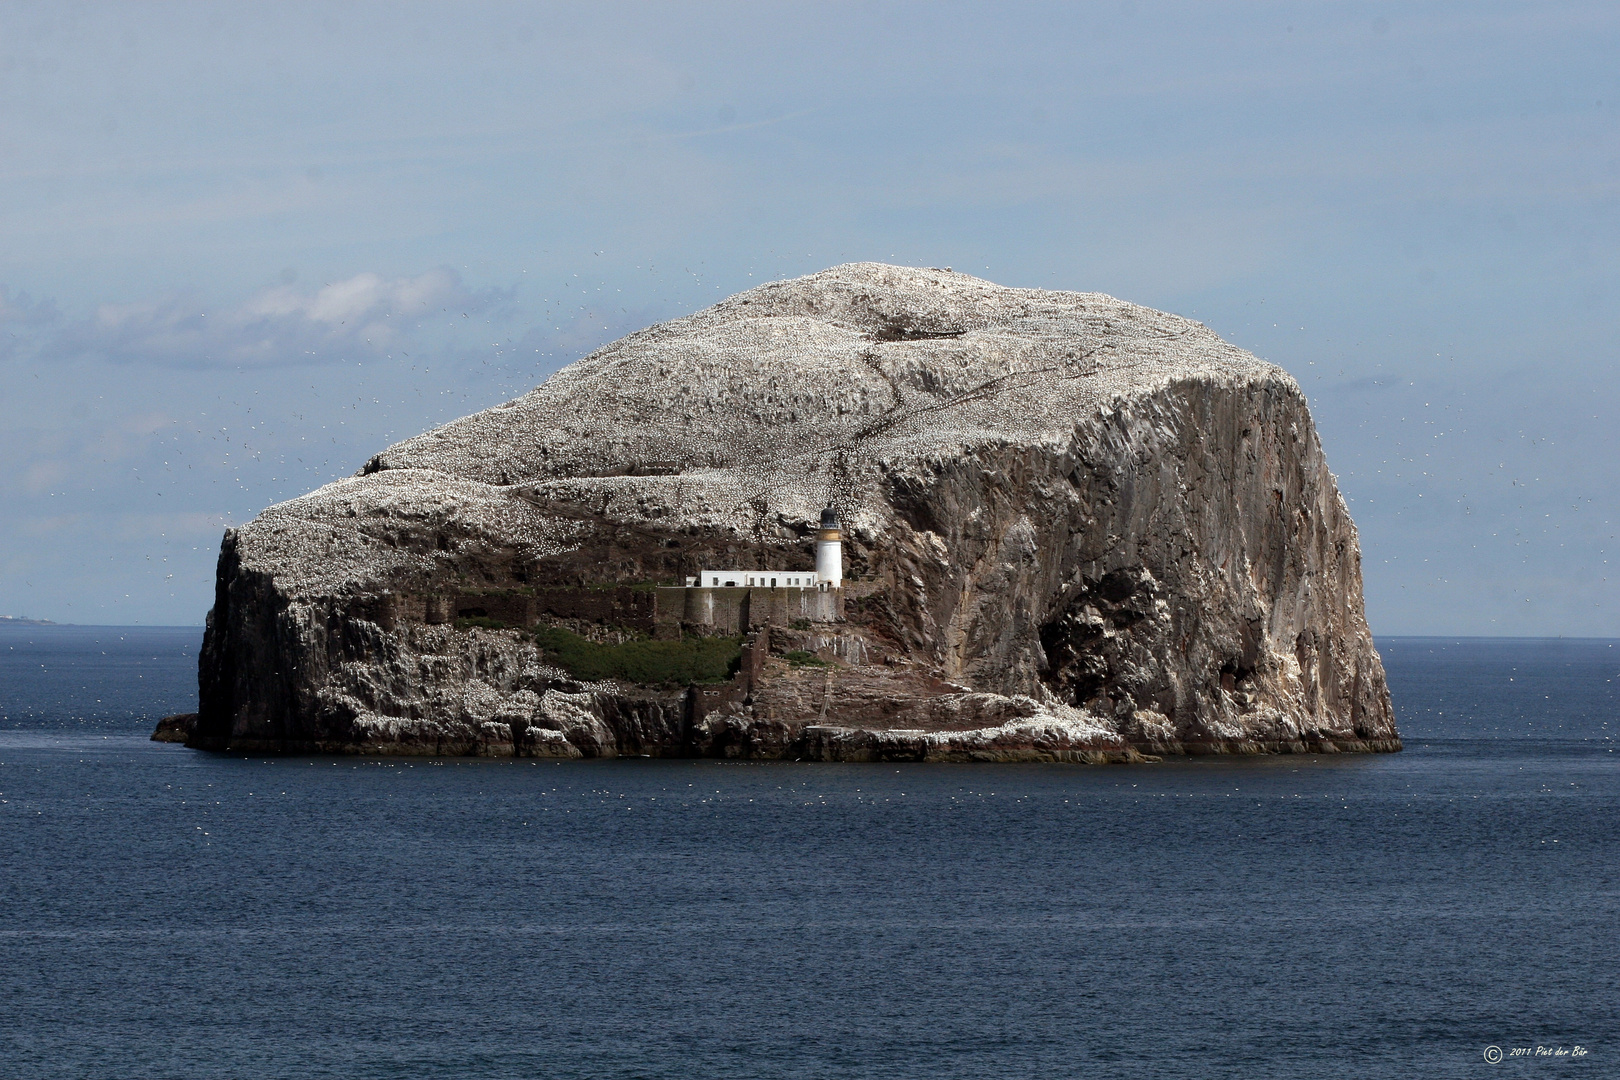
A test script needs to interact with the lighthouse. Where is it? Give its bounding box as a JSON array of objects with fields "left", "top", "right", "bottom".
[
  {"left": 685, "top": 506, "right": 846, "bottom": 591},
  {"left": 815, "top": 506, "right": 843, "bottom": 589}
]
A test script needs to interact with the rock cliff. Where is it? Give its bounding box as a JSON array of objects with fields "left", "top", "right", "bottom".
[{"left": 185, "top": 263, "right": 1397, "bottom": 761}]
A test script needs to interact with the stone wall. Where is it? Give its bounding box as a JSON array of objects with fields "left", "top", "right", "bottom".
[
  {"left": 654, "top": 586, "right": 844, "bottom": 637},
  {"left": 376, "top": 586, "right": 659, "bottom": 631},
  {"left": 349, "top": 582, "right": 848, "bottom": 640}
]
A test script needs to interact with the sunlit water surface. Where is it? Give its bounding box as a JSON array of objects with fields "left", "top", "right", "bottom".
[{"left": 2, "top": 626, "right": 1615, "bottom": 1078}]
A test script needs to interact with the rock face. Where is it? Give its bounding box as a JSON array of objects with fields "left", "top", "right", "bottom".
[
  {"left": 151, "top": 713, "right": 198, "bottom": 743},
  {"left": 186, "top": 264, "right": 1397, "bottom": 761}
]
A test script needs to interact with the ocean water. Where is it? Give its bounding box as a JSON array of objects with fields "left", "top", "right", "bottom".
[{"left": 0, "top": 625, "right": 1614, "bottom": 1078}]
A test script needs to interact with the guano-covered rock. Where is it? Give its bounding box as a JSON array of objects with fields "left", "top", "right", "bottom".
[{"left": 185, "top": 263, "right": 1398, "bottom": 761}]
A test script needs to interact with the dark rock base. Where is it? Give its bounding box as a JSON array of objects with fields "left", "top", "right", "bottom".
[{"left": 150, "top": 713, "right": 199, "bottom": 743}]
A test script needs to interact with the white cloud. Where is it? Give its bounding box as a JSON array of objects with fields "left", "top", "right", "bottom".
[
  {"left": 243, "top": 268, "right": 464, "bottom": 326},
  {"left": 24, "top": 268, "right": 496, "bottom": 369}
]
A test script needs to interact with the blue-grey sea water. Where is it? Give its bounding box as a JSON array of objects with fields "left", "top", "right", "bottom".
[{"left": 1, "top": 624, "right": 1614, "bottom": 1078}]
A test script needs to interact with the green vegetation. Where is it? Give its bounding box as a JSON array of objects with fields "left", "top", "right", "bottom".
[
  {"left": 549, "top": 582, "right": 664, "bottom": 593},
  {"left": 453, "top": 582, "right": 667, "bottom": 598},
  {"left": 455, "top": 616, "right": 511, "bottom": 631},
  {"left": 531, "top": 625, "right": 743, "bottom": 685},
  {"left": 783, "top": 649, "right": 829, "bottom": 667}
]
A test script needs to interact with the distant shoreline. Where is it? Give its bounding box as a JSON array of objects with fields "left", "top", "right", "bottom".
[{"left": 0, "top": 620, "right": 205, "bottom": 630}]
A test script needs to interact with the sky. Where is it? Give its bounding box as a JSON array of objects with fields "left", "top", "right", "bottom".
[{"left": 1, "top": 0, "right": 1617, "bottom": 635}]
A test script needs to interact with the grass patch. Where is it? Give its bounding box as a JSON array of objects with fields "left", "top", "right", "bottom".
[
  {"left": 783, "top": 649, "right": 829, "bottom": 667},
  {"left": 455, "top": 616, "right": 512, "bottom": 631},
  {"left": 562, "top": 582, "right": 664, "bottom": 593},
  {"left": 532, "top": 625, "right": 742, "bottom": 685}
]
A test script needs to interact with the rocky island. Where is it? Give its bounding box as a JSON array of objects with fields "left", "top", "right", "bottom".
[{"left": 171, "top": 263, "right": 1398, "bottom": 761}]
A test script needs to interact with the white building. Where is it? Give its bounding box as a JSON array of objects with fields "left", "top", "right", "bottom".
[{"left": 686, "top": 507, "right": 844, "bottom": 590}]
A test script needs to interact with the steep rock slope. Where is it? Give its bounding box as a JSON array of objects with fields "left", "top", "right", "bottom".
[{"left": 188, "top": 264, "right": 1397, "bottom": 760}]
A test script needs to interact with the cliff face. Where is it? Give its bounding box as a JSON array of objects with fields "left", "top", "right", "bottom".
[{"left": 188, "top": 263, "right": 1397, "bottom": 761}]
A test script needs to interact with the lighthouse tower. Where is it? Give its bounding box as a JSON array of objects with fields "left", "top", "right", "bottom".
[{"left": 815, "top": 506, "right": 843, "bottom": 589}]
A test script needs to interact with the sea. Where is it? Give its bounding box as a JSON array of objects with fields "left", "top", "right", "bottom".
[{"left": 1, "top": 623, "right": 1613, "bottom": 1079}]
